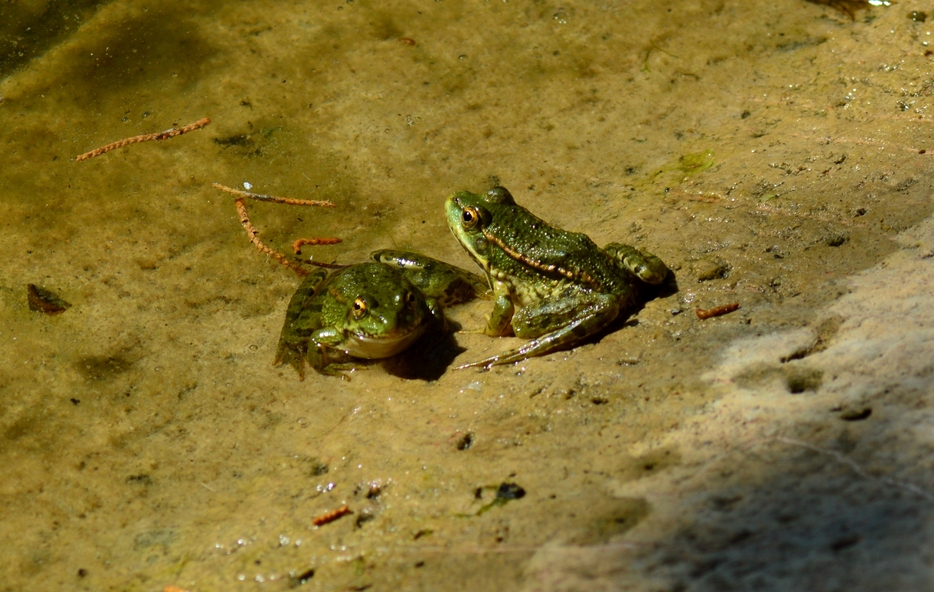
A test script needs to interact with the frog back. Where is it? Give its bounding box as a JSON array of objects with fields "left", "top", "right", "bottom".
[{"left": 484, "top": 201, "right": 637, "bottom": 297}]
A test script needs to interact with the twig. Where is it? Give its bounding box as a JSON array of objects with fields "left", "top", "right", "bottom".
[
  {"left": 211, "top": 182, "right": 337, "bottom": 208},
  {"left": 292, "top": 237, "right": 341, "bottom": 254},
  {"left": 696, "top": 302, "right": 740, "bottom": 319},
  {"left": 307, "top": 260, "right": 351, "bottom": 270},
  {"left": 234, "top": 197, "right": 310, "bottom": 277},
  {"left": 312, "top": 504, "right": 352, "bottom": 526},
  {"left": 213, "top": 183, "right": 343, "bottom": 277},
  {"left": 75, "top": 117, "right": 211, "bottom": 161}
]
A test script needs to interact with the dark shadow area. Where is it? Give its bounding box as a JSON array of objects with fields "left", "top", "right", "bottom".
[
  {"left": 382, "top": 327, "right": 466, "bottom": 381},
  {"left": 652, "top": 443, "right": 934, "bottom": 592},
  {"left": 598, "top": 270, "right": 680, "bottom": 337},
  {"left": 620, "top": 439, "right": 934, "bottom": 591},
  {"left": 61, "top": 5, "right": 218, "bottom": 106},
  {"left": 0, "top": 0, "right": 106, "bottom": 79}
]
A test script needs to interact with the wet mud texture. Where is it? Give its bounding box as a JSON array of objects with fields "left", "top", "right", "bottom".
[{"left": 2, "top": 0, "right": 934, "bottom": 590}]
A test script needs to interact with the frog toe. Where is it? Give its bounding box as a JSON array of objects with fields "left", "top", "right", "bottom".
[{"left": 274, "top": 346, "right": 308, "bottom": 380}]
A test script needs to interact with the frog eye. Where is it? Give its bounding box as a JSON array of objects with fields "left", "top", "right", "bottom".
[
  {"left": 404, "top": 291, "right": 418, "bottom": 306},
  {"left": 352, "top": 297, "right": 368, "bottom": 319},
  {"left": 461, "top": 206, "right": 481, "bottom": 229}
]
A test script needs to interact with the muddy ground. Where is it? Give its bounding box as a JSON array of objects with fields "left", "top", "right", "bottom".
[{"left": 2, "top": 0, "right": 934, "bottom": 590}]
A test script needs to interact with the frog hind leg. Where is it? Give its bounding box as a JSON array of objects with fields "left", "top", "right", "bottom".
[
  {"left": 371, "top": 249, "right": 491, "bottom": 305},
  {"left": 603, "top": 243, "right": 668, "bottom": 285},
  {"left": 274, "top": 339, "right": 309, "bottom": 380},
  {"left": 457, "top": 293, "right": 620, "bottom": 369},
  {"left": 273, "top": 269, "right": 329, "bottom": 380}
]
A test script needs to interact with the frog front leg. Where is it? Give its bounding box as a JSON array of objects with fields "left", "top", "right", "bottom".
[
  {"left": 603, "top": 243, "right": 668, "bottom": 285},
  {"left": 482, "top": 278, "right": 515, "bottom": 337},
  {"left": 457, "top": 292, "right": 620, "bottom": 369},
  {"left": 308, "top": 328, "right": 359, "bottom": 378}
]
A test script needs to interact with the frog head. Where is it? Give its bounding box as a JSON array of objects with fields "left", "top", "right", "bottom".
[
  {"left": 321, "top": 264, "right": 432, "bottom": 359},
  {"left": 444, "top": 188, "right": 509, "bottom": 274}
]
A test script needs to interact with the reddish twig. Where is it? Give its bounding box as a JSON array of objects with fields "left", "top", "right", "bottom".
[
  {"left": 696, "top": 302, "right": 740, "bottom": 319},
  {"left": 213, "top": 183, "right": 343, "bottom": 276},
  {"left": 211, "top": 182, "right": 336, "bottom": 208},
  {"left": 292, "top": 237, "right": 342, "bottom": 254},
  {"left": 75, "top": 117, "right": 211, "bottom": 161},
  {"left": 234, "top": 197, "right": 310, "bottom": 277},
  {"left": 312, "top": 504, "right": 352, "bottom": 526}
]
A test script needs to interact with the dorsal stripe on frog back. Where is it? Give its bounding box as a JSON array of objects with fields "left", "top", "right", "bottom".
[{"left": 481, "top": 227, "right": 603, "bottom": 291}]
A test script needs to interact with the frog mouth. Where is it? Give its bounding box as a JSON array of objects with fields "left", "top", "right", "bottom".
[{"left": 342, "top": 324, "right": 428, "bottom": 359}]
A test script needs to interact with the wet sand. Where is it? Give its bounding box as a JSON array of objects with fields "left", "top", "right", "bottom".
[{"left": 2, "top": 1, "right": 934, "bottom": 590}]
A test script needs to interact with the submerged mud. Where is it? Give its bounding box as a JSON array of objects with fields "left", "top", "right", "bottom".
[{"left": 1, "top": 1, "right": 933, "bottom": 590}]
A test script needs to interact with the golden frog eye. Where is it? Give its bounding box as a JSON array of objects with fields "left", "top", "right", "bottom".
[
  {"left": 461, "top": 206, "right": 480, "bottom": 229},
  {"left": 352, "top": 297, "right": 368, "bottom": 319}
]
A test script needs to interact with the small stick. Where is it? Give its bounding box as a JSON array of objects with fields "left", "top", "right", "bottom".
[
  {"left": 292, "top": 237, "right": 342, "bottom": 254},
  {"left": 234, "top": 197, "right": 310, "bottom": 277},
  {"left": 212, "top": 182, "right": 336, "bottom": 207},
  {"left": 696, "top": 302, "right": 740, "bottom": 319},
  {"left": 307, "top": 260, "right": 351, "bottom": 270},
  {"left": 312, "top": 504, "right": 352, "bottom": 526},
  {"left": 214, "top": 183, "right": 343, "bottom": 276},
  {"left": 76, "top": 117, "right": 211, "bottom": 161}
]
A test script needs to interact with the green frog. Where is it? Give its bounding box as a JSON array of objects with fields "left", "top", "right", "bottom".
[
  {"left": 274, "top": 250, "right": 488, "bottom": 379},
  {"left": 445, "top": 186, "right": 669, "bottom": 369}
]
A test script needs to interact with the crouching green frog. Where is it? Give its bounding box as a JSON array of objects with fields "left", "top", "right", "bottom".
[
  {"left": 445, "top": 186, "right": 669, "bottom": 369},
  {"left": 274, "top": 250, "right": 487, "bottom": 378}
]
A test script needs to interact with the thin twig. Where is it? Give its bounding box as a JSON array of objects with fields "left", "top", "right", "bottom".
[
  {"left": 212, "top": 182, "right": 336, "bottom": 207},
  {"left": 312, "top": 504, "right": 352, "bottom": 526},
  {"left": 234, "top": 197, "right": 310, "bottom": 277},
  {"left": 307, "top": 260, "right": 351, "bottom": 270},
  {"left": 75, "top": 117, "right": 211, "bottom": 161},
  {"left": 292, "top": 237, "right": 342, "bottom": 254},
  {"left": 696, "top": 302, "right": 740, "bottom": 319},
  {"left": 213, "top": 183, "right": 343, "bottom": 276}
]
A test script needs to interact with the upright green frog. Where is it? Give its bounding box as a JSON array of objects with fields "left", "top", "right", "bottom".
[
  {"left": 275, "top": 250, "right": 488, "bottom": 379},
  {"left": 446, "top": 186, "right": 669, "bottom": 368}
]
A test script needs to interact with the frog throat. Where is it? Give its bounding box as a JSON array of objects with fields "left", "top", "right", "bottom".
[{"left": 341, "top": 323, "right": 428, "bottom": 359}]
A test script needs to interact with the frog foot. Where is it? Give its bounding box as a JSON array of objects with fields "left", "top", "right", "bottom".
[
  {"left": 456, "top": 294, "right": 619, "bottom": 369},
  {"left": 454, "top": 337, "right": 559, "bottom": 370},
  {"left": 320, "top": 362, "right": 364, "bottom": 381},
  {"left": 274, "top": 345, "right": 309, "bottom": 381}
]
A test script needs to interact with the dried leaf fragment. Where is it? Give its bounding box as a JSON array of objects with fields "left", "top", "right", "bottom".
[{"left": 27, "top": 284, "right": 71, "bottom": 314}]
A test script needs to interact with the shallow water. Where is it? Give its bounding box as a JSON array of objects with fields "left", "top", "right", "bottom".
[{"left": 3, "top": 0, "right": 934, "bottom": 590}]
